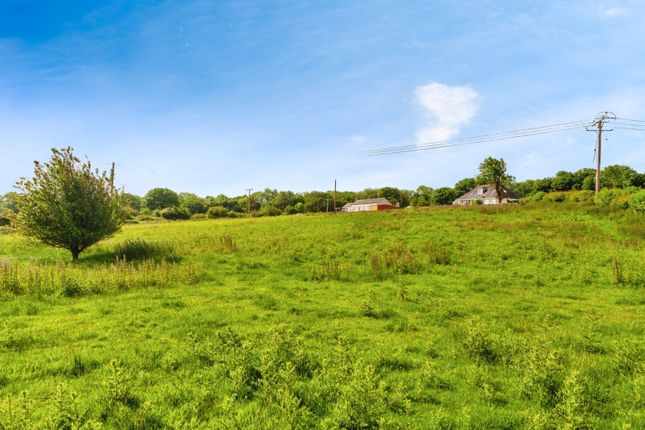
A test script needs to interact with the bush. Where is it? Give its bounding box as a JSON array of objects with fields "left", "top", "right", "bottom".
[
  {"left": 259, "top": 204, "right": 282, "bottom": 217},
  {"left": 544, "top": 192, "right": 566, "bottom": 203},
  {"left": 594, "top": 189, "right": 626, "bottom": 207},
  {"left": 283, "top": 205, "right": 298, "bottom": 215},
  {"left": 114, "top": 239, "right": 173, "bottom": 261},
  {"left": 0, "top": 215, "right": 10, "bottom": 227},
  {"left": 191, "top": 213, "right": 207, "bottom": 220},
  {"left": 160, "top": 207, "right": 190, "bottom": 220},
  {"left": 529, "top": 191, "right": 546, "bottom": 202},
  {"left": 628, "top": 190, "right": 645, "bottom": 211},
  {"left": 207, "top": 206, "right": 228, "bottom": 219},
  {"left": 568, "top": 190, "right": 594, "bottom": 202}
]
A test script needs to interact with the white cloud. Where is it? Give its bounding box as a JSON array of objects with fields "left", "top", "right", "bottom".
[
  {"left": 415, "top": 82, "right": 478, "bottom": 144},
  {"left": 350, "top": 135, "right": 367, "bottom": 143},
  {"left": 601, "top": 8, "right": 627, "bottom": 18}
]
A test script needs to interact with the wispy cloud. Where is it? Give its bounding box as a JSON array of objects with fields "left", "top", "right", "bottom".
[
  {"left": 601, "top": 8, "right": 628, "bottom": 18},
  {"left": 415, "top": 82, "right": 478, "bottom": 144}
]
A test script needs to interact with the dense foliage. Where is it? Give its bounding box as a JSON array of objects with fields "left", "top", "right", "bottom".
[
  {"left": 3, "top": 162, "right": 644, "bottom": 222},
  {"left": 11, "top": 147, "right": 123, "bottom": 260}
]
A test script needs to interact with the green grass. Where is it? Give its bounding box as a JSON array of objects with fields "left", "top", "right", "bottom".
[{"left": 0, "top": 204, "right": 643, "bottom": 428}]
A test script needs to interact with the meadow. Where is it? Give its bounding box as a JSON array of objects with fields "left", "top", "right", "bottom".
[{"left": 0, "top": 204, "right": 643, "bottom": 429}]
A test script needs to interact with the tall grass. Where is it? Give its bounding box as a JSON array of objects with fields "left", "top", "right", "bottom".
[{"left": 0, "top": 258, "right": 202, "bottom": 296}]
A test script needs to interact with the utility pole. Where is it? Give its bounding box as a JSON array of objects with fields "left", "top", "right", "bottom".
[
  {"left": 333, "top": 179, "right": 337, "bottom": 213},
  {"left": 245, "top": 188, "right": 253, "bottom": 213},
  {"left": 586, "top": 112, "right": 615, "bottom": 193}
]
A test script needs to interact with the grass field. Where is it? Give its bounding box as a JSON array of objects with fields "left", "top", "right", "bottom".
[{"left": 0, "top": 204, "right": 643, "bottom": 429}]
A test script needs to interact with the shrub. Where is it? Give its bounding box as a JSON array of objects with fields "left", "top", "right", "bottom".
[
  {"left": 594, "top": 189, "right": 625, "bottom": 206},
  {"left": 283, "top": 205, "right": 298, "bottom": 215},
  {"left": 191, "top": 213, "right": 207, "bottom": 220},
  {"left": 259, "top": 204, "right": 282, "bottom": 217},
  {"left": 207, "top": 206, "right": 228, "bottom": 219},
  {"left": 160, "top": 207, "right": 190, "bottom": 220},
  {"left": 0, "top": 215, "right": 10, "bottom": 227},
  {"left": 568, "top": 190, "right": 594, "bottom": 202},
  {"left": 529, "top": 191, "right": 546, "bottom": 202},
  {"left": 628, "top": 190, "right": 645, "bottom": 211},
  {"left": 544, "top": 192, "right": 566, "bottom": 203},
  {"left": 114, "top": 239, "right": 174, "bottom": 261}
]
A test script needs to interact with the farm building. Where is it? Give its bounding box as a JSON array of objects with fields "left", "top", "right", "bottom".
[
  {"left": 453, "top": 184, "right": 521, "bottom": 205},
  {"left": 343, "top": 197, "right": 397, "bottom": 212}
]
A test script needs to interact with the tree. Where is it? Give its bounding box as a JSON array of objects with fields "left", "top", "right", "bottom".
[
  {"left": 144, "top": 188, "right": 179, "bottom": 210},
  {"left": 411, "top": 186, "right": 433, "bottom": 207},
  {"left": 13, "top": 147, "right": 123, "bottom": 260},
  {"left": 121, "top": 192, "right": 143, "bottom": 210},
  {"left": 573, "top": 168, "right": 595, "bottom": 190},
  {"left": 179, "top": 193, "right": 207, "bottom": 214},
  {"left": 477, "top": 157, "right": 515, "bottom": 204},
  {"left": 551, "top": 171, "right": 575, "bottom": 191},
  {"left": 602, "top": 165, "right": 639, "bottom": 189},
  {"left": 454, "top": 178, "right": 476, "bottom": 197},
  {"left": 380, "top": 187, "right": 402, "bottom": 206},
  {"left": 430, "top": 187, "right": 457, "bottom": 205}
]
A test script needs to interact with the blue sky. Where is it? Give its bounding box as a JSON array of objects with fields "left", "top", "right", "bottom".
[{"left": 2, "top": 0, "right": 644, "bottom": 196}]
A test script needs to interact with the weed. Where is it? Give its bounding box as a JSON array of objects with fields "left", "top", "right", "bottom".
[
  {"left": 613, "top": 257, "right": 625, "bottom": 285},
  {"left": 421, "top": 240, "right": 452, "bottom": 265},
  {"left": 49, "top": 383, "right": 84, "bottom": 430},
  {"left": 0, "top": 391, "right": 32, "bottom": 430},
  {"left": 309, "top": 258, "right": 342, "bottom": 281},
  {"left": 360, "top": 289, "right": 378, "bottom": 318},
  {"left": 219, "top": 234, "right": 237, "bottom": 253},
  {"left": 463, "top": 320, "right": 499, "bottom": 364},
  {"left": 103, "top": 359, "right": 137, "bottom": 408}
]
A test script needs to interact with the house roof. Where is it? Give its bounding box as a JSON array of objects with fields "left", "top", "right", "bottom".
[
  {"left": 348, "top": 197, "right": 395, "bottom": 206},
  {"left": 454, "top": 184, "right": 522, "bottom": 201}
]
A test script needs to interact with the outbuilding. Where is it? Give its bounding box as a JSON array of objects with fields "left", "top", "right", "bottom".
[{"left": 343, "top": 197, "right": 397, "bottom": 212}]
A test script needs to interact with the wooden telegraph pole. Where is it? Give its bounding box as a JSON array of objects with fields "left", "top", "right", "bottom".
[
  {"left": 333, "top": 179, "right": 337, "bottom": 213},
  {"left": 245, "top": 188, "right": 253, "bottom": 213},
  {"left": 586, "top": 112, "right": 615, "bottom": 193}
]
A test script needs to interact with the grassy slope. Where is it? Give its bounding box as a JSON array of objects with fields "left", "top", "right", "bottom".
[{"left": 0, "top": 204, "right": 643, "bottom": 428}]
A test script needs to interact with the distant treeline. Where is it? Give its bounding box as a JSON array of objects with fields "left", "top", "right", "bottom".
[{"left": 1, "top": 164, "right": 643, "bottom": 221}]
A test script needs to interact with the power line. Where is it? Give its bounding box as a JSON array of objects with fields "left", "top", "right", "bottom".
[
  {"left": 615, "top": 117, "right": 645, "bottom": 123},
  {"left": 362, "top": 121, "right": 590, "bottom": 156}
]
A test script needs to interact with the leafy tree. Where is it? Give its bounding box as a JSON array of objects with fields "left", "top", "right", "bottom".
[
  {"left": 179, "top": 193, "right": 207, "bottom": 214},
  {"left": 454, "top": 178, "right": 476, "bottom": 197},
  {"left": 633, "top": 173, "right": 645, "bottom": 188},
  {"left": 573, "top": 168, "right": 595, "bottom": 190},
  {"left": 0, "top": 192, "right": 19, "bottom": 212},
  {"left": 477, "top": 157, "right": 515, "bottom": 204},
  {"left": 430, "top": 187, "right": 457, "bottom": 205},
  {"left": 551, "top": 171, "right": 575, "bottom": 191},
  {"left": 13, "top": 147, "right": 123, "bottom": 260},
  {"left": 410, "top": 186, "right": 433, "bottom": 207},
  {"left": 380, "top": 187, "right": 402, "bottom": 206},
  {"left": 144, "top": 188, "right": 179, "bottom": 210},
  {"left": 121, "top": 193, "right": 143, "bottom": 210},
  {"left": 602, "top": 165, "right": 639, "bottom": 189},
  {"left": 304, "top": 191, "right": 328, "bottom": 213}
]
